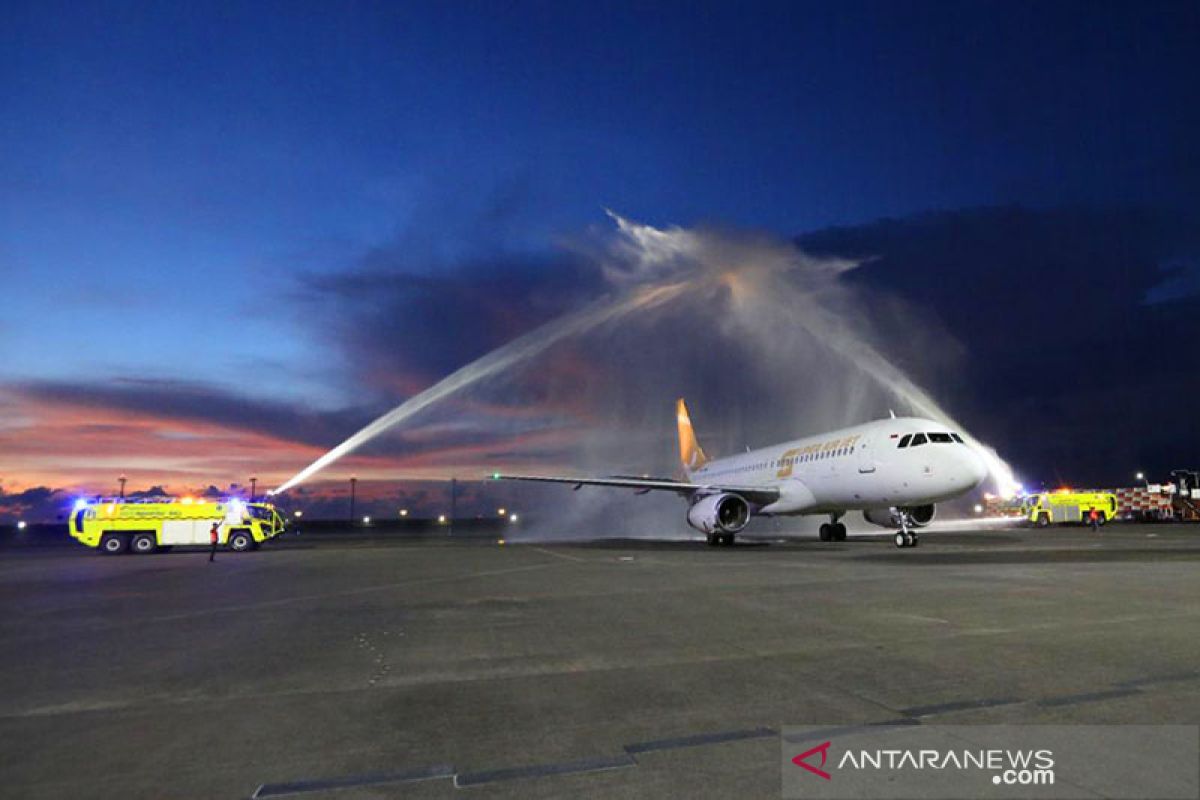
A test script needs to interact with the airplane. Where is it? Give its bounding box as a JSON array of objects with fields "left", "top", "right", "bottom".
[{"left": 493, "top": 398, "right": 988, "bottom": 548}]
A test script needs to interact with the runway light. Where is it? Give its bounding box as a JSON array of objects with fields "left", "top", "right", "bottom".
[
  {"left": 362, "top": 516, "right": 371, "bottom": 524},
  {"left": 399, "top": 509, "right": 408, "bottom": 517},
  {"left": 497, "top": 538, "right": 505, "bottom": 546},
  {"left": 497, "top": 507, "right": 506, "bottom": 516},
  {"left": 492, "top": 472, "right": 501, "bottom": 480},
  {"left": 293, "top": 510, "right": 303, "bottom": 518},
  {"left": 17, "top": 520, "right": 27, "bottom": 530},
  {"left": 1136, "top": 472, "right": 1145, "bottom": 480},
  {"left": 509, "top": 513, "right": 518, "bottom": 523},
  {"left": 437, "top": 514, "right": 446, "bottom": 524},
  {"left": 973, "top": 504, "right": 983, "bottom": 514}
]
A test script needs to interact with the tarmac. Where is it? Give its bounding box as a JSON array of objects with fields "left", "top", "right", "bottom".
[{"left": 1, "top": 523, "right": 1198, "bottom": 799}]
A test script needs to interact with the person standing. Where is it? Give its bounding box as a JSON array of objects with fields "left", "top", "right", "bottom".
[
  {"left": 1088, "top": 507, "right": 1100, "bottom": 532},
  {"left": 209, "top": 521, "right": 220, "bottom": 562}
]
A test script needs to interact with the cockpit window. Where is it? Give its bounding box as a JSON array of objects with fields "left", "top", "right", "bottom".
[
  {"left": 928, "top": 432, "right": 953, "bottom": 443},
  {"left": 950, "top": 433, "right": 964, "bottom": 443},
  {"left": 910, "top": 433, "right": 928, "bottom": 447},
  {"left": 898, "top": 434, "right": 912, "bottom": 448}
]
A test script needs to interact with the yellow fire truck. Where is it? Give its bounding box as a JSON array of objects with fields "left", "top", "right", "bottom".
[
  {"left": 1022, "top": 491, "right": 1118, "bottom": 527},
  {"left": 69, "top": 497, "right": 286, "bottom": 554}
]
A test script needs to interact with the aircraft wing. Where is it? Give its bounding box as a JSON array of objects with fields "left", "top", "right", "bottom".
[{"left": 491, "top": 473, "right": 780, "bottom": 505}]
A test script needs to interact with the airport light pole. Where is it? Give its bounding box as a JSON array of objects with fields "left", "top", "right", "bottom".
[
  {"left": 249, "top": 476, "right": 258, "bottom": 502},
  {"left": 1137, "top": 472, "right": 1149, "bottom": 488},
  {"left": 118, "top": 474, "right": 127, "bottom": 499},
  {"left": 349, "top": 476, "right": 357, "bottom": 524}
]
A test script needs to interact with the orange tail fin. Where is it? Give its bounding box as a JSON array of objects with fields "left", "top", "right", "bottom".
[{"left": 676, "top": 398, "right": 709, "bottom": 475}]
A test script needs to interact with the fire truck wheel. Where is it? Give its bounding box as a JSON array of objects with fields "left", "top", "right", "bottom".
[
  {"left": 1036, "top": 514, "right": 1050, "bottom": 528},
  {"left": 130, "top": 533, "right": 157, "bottom": 554},
  {"left": 228, "top": 530, "right": 254, "bottom": 552},
  {"left": 1096, "top": 514, "right": 1107, "bottom": 526},
  {"left": 100, "top": 533, "right": 128, "bottom": 555}
]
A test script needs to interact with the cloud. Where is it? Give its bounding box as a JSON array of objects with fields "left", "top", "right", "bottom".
[
  {"left": 797, "top": 205, "right": 1200, "bottom": 485},
  {"left": 10, "top": 379, "right": 374, "bottom": 449},
  {"left": 297, "top": 251, "right": 604, "bottom": 395},
  {"left": 5, "top": 204, "right": 1196, "bottom": 516},
  {"left": 0, "top": 485, "right": 69, "bottom": 522}
]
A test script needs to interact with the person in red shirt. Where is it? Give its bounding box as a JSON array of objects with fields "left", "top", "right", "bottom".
[
  {"left": 209, "top": 522, "right": 220, "bottom": 562},
  {"left": 1088, "top": 507, "right": 1100, "bottom": 532}
]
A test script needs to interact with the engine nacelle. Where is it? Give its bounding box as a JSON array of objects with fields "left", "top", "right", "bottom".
[
  {"left": 862, "top": 504, "right": 936, "bottom": 529},
  {"left": 687, "top": 493, "right": 750, "bottom": 534}
]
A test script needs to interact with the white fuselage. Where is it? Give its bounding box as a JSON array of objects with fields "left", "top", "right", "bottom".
[{"left": 690, "top": 416, "right": 987, "bottom": 515}]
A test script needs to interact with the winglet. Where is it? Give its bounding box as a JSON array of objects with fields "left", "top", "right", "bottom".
[{"left": 676, "top": 398, "right": 709, "bottom": 475}]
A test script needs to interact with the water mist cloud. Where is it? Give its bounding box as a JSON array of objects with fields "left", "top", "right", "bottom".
[{"left": 274, "top": 213, "right": 1020, "bottom": 510}]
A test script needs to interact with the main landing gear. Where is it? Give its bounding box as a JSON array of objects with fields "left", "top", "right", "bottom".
[
  {"left": 818, "top": 513, "right": 847, "bottom": 542},
  {"left": 706, "top": 532, "right": 735, "bottom": 547},
  {"left": 893, "top": 512, "right": 919, "bottom": 548}
]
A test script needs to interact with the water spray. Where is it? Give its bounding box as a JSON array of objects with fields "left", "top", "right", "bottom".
[
  {"left": 270, "top": 280, "right": 689, "bottom": 494},
  {"left": 272, "top": 215, "right": 1020, "bottom": 498}
]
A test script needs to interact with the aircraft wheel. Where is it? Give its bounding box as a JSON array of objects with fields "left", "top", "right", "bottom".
[
  {"left": 834, "top": 523, "right": 847, "bottom": 541},
  {"left": 893, "top": 532, "right": 907, "bottom": 548},
  {"left": 131, "top": 533, "right": 157, "bottom": 554},
  {"left": 722, "top": 533, "right": 735, "bottom": 547},
  {"left": 909, "top": 533, "right": 919, "bottom": 547},
  {"left": 819, "top": 524, "right": 832, "bottom": 542},
  {"left": 100, "top": 533, "right": 128, "bottom": 555},
  {"left": 706, "top": 532, "right": 720, "bottom": 547}
]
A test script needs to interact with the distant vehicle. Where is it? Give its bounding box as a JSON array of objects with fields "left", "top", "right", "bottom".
[
  {"left": 495, "top": 398, "right": 988, "bottom": 548},
  {"left": 1023, "top": 491, "right": 1117, "bottom": 527},
  {"left": 70, "top": 497, "right": 286, "bottom": 555}
]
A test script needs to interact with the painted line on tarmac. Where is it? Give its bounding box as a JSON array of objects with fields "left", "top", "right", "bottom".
[
  {"left": 781, "top": 720, "right": 921, "bottom": 745},
  {"left": 142, "top": 562, "right": 559, "bottom": 624},
  {"left": 1113, "top": 670, "right": 1200, "bottom": 689},
  {"left": 531, "top": 546, "right": 590, "bottom": 563},
  {"left": 1035, "top": 688, "right": 1141, "bottom": 708},
  {"left": 900, "top": 696, "right": 1022, "bottom": 718},
  {"left": 454, "top": 754, "right": 636, "bottom": 787},
  {"left": 625, "top": 726, "right": 777, "bottom": 754},
  {"left": 253, "top": 764, "right": 454, "bottom": 797}
]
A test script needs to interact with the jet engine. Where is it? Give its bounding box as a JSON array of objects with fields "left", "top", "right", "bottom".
[
  {"left": 686, "top": 493, "right": 750, "bottom": 534},
  {"left": 862, "top": 504, "right": 936, "bottom": 529}
]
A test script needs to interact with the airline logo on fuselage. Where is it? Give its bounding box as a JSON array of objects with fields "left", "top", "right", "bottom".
[{"left": 776, "top": 434, "right": 862, "bottom": 478}]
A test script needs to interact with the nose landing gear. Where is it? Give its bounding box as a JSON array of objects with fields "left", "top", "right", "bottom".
[{"left": 893, "top": 511, "right": 919, "bottom": 548}]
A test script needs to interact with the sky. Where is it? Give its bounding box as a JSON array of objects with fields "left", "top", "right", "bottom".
[{"left": 2, "top": 1, "right": 1198, "bottom": 521}]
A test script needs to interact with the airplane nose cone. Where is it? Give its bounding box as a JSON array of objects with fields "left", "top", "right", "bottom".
[{"left": 962, "top": 449, "right": 988, "bottom": 489}]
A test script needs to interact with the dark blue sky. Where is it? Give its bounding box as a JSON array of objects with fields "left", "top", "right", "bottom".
[{"left": 2, "top": 1, "right": 1198, "bottom": 501}]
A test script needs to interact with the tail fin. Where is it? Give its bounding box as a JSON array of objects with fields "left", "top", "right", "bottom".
[{"left": 676, "top": 398, "right": 709, "bottom": 476}]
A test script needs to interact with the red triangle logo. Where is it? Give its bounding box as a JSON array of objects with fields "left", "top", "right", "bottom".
[{"left": 792, "top": 740, "right": 832, "bottom": 780}]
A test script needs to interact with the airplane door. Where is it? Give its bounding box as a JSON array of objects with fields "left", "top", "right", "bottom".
[{"left": 857, "top": 434, "right": 877, "bottom": 473}]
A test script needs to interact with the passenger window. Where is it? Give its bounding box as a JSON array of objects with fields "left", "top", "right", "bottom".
[
  {"left": 898, "top": 434, "right": 912, "bottom": 448},
  {"left": 929, "top": 433, "right": 952, "bottom": 443},
  {"left": 910, "top": 433, "right": 928, "bottom": 447}
]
